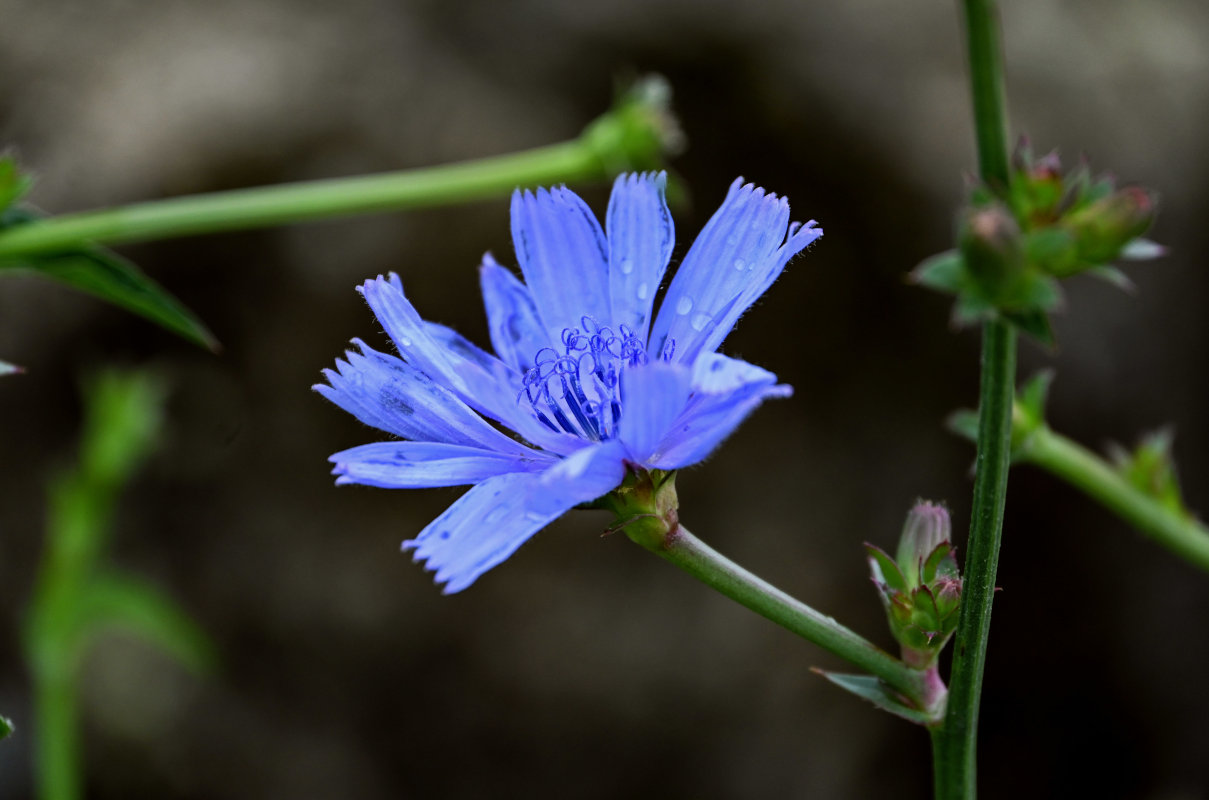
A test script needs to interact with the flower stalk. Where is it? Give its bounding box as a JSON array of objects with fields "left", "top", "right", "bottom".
[{"left": 0, "top": 79, "right": 678, "bottom": 258}]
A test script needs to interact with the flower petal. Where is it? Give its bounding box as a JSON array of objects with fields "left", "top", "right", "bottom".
[
  {"left": 618, "top": 361, "right": 694, "bottom": 463},
  {"left": 647, "top": 374, "right": 793, "bottom": 470},
  {"left": 690, "top": 351, "right": 778, "bottom": 394},
  {"left": 314, "top": 339, "right": 534, "bottom": 457},
  {"left": 329, "top": 441, "right": 554, "bottom": 488},
  {"left": 479, "top": 253, "right": 552, "bottom": 372},
  {"left": 649, "top": 178, "right": 822, "bottom": 363},
  {"left": 607, "top": 172, "right": 674, "bottom": 342},
  {"left": 359, "top": 274, "right": 583, "bottom": 455},
  {"left": 510, "top": 186, "right": 611, "bottom": 344},
  {"left": 405, "top": 440, "right": 627, "bottom": 593}
]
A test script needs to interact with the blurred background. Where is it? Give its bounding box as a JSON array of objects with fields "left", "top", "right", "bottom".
[{"left": 2, "top": 0, "right": 1208, "bottom": 797}]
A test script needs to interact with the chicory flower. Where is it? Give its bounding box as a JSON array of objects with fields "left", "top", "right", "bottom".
[{"left": 316, "top": 172, "right": 821, "bottom": 592}]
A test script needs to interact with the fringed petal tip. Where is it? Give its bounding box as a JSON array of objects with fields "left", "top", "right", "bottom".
[{"left": 356, "top": 272, "right": 404, "bottom": 297}]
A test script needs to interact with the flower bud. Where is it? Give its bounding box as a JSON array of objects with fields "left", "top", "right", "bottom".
[
  {"left": 896, "top": 501, "right": 951, "bottom": 589},
  {"left": 959, "top": 203, "right": 1025, "bottom": 302},
  {"left": 1065, "top": 186, "right": 1157, "bottom": 265}
]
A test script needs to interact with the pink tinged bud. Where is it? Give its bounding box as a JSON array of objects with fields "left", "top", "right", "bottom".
[
  {"left": 896, "top": 501, "right": 951, "bottom": 588},
  {"left": 959, "top": 204, "right": 1026, "bottom": 300},
  {"left": 1066, "top": 186, "right": 1158, "bottom": 263}
]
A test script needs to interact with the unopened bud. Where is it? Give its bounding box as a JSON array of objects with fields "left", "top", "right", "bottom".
[
  {"left": 959, "top": 203, "right": 1025, "bottom": 301},
  {"left": 1066, "top": 186, "right": 1157, "bottom": 264},
  {"left": 896, "top": 501, "right": 951, "bottom": 589}
]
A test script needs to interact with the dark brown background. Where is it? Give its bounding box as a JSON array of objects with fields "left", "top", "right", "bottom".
[{"left": 2, "top": 1, "right": 1208, "bottom": 797}]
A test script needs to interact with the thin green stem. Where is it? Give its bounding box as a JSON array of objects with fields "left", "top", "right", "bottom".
[
  {"left": 1019, "top": 426, "right": 1209, "bottom": 572},
  {"left": 0, "top": 80, "right": 676, "bottom": 257},
  {"left": 962, "top": 0, "right": 1011, "bottom": 187},
  {"left": 932, "top": 2, "right": 1017, "bottom": 797},
  {"left": 640, "top": 523, "right": 928, "bottom": 704},
  {"left": 935, "top": 319, "right": 1016, "bottom": 798},
  {"left": 32, "top": 658, "right": 80, "bottom": 800}
]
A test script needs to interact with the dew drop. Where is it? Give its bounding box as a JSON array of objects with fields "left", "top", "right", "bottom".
[
  {"left": 690, "top": 313, "right": 710, "bottom": 332},
  {"left": 726, "top": 234, "right": 740, "bottom": 246},
  {"left": 637, "top": 282, "right": 650, "bottom": 300},
  {"left": 484, "top": 505, "right": 508, "bottom": 525},
  {"left": 619, "top": 257, "right": 634, "bottom": 275},
  {"left": 733, "top": 258, "right": 746, "bottom": 271},
  {"left": 676, "top": 296, "right": 693, "bottom": 315},
  {"left": 398, "top": 336, "right": 413, "bottom": 348}
]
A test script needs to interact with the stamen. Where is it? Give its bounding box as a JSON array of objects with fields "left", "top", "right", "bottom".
[{"left": 517, "top": 317, "right": 674, "bottom": 442}]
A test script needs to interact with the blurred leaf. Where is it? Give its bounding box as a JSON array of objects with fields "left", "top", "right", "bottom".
[
  {"left": 814, "top": 671, "right": 937, "bottom": 725},
  {"left": 0, "top": 247, "right": 218, "bottom": 351},
  {"left": 946, "top": 409, "right": 980, "bottom": 443},
  {"left": 81, "top": 571, "right": 217, "bottom": 676},
  {"left": 1002, "top": 309, "right": 1055, "bottom": 347},
  {"left": 1017, "top": 370, "right": 1054, "bottom": 425},
  {"left": 79, "top": 371, "right": 166, "bottom": 487},
  {"left": 1086, "top": 265, "right": 1135, "bottom": 292},
  {"left": 911, "top": 250, "right": 966, "bottom": 293},
  {"left": 0, "top": 714, "right": 12, "bottom": 741},
  {"left": 0, "top": 154, "right": 32, "bottom": 210}
]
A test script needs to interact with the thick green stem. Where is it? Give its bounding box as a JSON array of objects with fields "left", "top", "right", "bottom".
[
  {"left": 962, "top": 0, "right": 1011, "bottom": 187},
  {"left": 1020, "top": 426, "right": 1209, "bottom": 572},
  {"left": 638, "top": 523, "right": 928, "bottom": 704},
  {"left": 0, "top": 81, "right": 676, "bottom": 257},
  {"left": 32, "top": 659, "right": 80, "bottom": 800}
]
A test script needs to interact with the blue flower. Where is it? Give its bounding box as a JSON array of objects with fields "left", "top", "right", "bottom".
[{"left": 316, "top": 173, "right": 822, "bottom": 593}]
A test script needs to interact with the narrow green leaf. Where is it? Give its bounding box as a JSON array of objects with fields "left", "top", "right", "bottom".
[
  {"left": 80, "top": 571, "right": 217, "bottom": 676},
  {"left": 946, "top": 409, "right": 980, "bottom": 443},
  {"left": 0, "top": 247, "right": 218, "bottom": 351},
  {"left": 1017, "top": 370, "right": 1054, "bottom": 423},
  {"left": 814, "top": 671, "right": 937, "bottom": 725},
  {"left": 0, "top": 154, "right": 32, "bottom": 211}
]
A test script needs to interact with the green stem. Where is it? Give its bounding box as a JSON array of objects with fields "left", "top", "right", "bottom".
[
  {"left": 0, "top": 80, "right": 676, "bottom": 257},
  {"left": 932, "top": 2, "right": 1016, "bottom": 796},
  {"left": 640, "top": 523, "right": 928, "bottom": 704},
  {"left": 1019, "top": 426, "right": 1209, "bottom": 572},
  {"left": 32, "top": 659, "right": 80, "bottom": 800},
  {"left": 935, "top": 319, "right": 1016, "bottom": 798}
]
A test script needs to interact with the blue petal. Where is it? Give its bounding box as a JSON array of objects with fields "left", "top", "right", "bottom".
[
  {"left": 330, "top": 441, "right": 554, "bottom": 488},
  {"left": 649, "top": 179, "right": 822, "bottom": 363},
  {"left": 618, "top": 361, "right": 693, "bottom": 463},
  {"left": 314, "top": 339, "right": 534, "bottom": 457},
  {"left": 647, "top": 358, "right": 793, "bottom": 469},
  {"left": 510, "top": 186, "right": 612, "bottom": 344},
  {"left": 405, "top": 441, "right": 627, "bottom": 593},
  {"left": 606, "top": 172, "right": 674, "bottom": 342},
  {"left": 359, "top": 275, "right": 583, "bottom": 455},
  {"left": 479, "top": 253, "right": 552, "bottom": 373}
]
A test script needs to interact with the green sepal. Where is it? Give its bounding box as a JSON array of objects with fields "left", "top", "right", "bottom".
[
  {"left": 0, "top": 208, "right": 218, "bottom": 351},
  {"left": 921, "top": 541, "right": 953, "bottom": 585},
  {"left": 79, "top": 570, "right": 218, "bottom": 676},
  {"left": 1017, "top": 370, "right": 1054, "bottom": 425},
  {"left": 1110, "top": 429, "right": 1189, "bottom": 519},
  {"left": 946, "top": 409, "right": 980, "bottom": 444},
  {"left": 814, "top": 671, "right": 939, "bottom": 726},
  {"left": 865, "top": 542, "right": 907, "bottom": 593},
  {"left": 1001, "top": 308, "right": 1055, "bottom": 348}
]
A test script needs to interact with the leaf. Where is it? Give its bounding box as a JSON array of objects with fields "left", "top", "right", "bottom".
[
  {"left": 1017, "top": 370, "right": 1054, "bottom": 424},
  {"left": 0, "top": 246, "right": 218, "bottom": 351},
  {"left": 814, "top": 671, "right": 938, "bottom": 725},
  {"left": 911, "top": 250, "right": 966, "bottom": 293},
  {"left": 0, "top": 714, "right": 12, "bottom": 741},
  {"left": 946, "top": 409, "right": 980, "bottom": 443},
  {"left": 0, "top": 154, "right": 32, "bottom": 211},
  {"left": 79, "top": 571, "right": 218, "bottom": 676}
]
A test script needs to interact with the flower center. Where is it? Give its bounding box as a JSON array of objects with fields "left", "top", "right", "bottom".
[{"left": 520, "top": 316, "right": 674, "bottom": 441}]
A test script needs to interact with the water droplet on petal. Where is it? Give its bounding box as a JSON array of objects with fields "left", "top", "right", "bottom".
[
  {"left": 484, "top": 505, "right": 507, "bottom": 525},
  {"left": 726, "top": 234, "right": 740, "bottom": 246},
  {"left": 637, "top": 282, "right": 650, "bottom": 300},
  {"left": 619, "top": 257, "right": 634, "bottom": 275},
  {"left": 733, "top": 258, "right": 746, "bottom": 271},
  {"left": 676, "top": 296, "right": 693, "bottom": 315},
  {"left": 691, "top": 313, "right": 710, "bottom": 332},
  {"left": 398, "top": 336, "right": 413, "bottom": 347}
]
